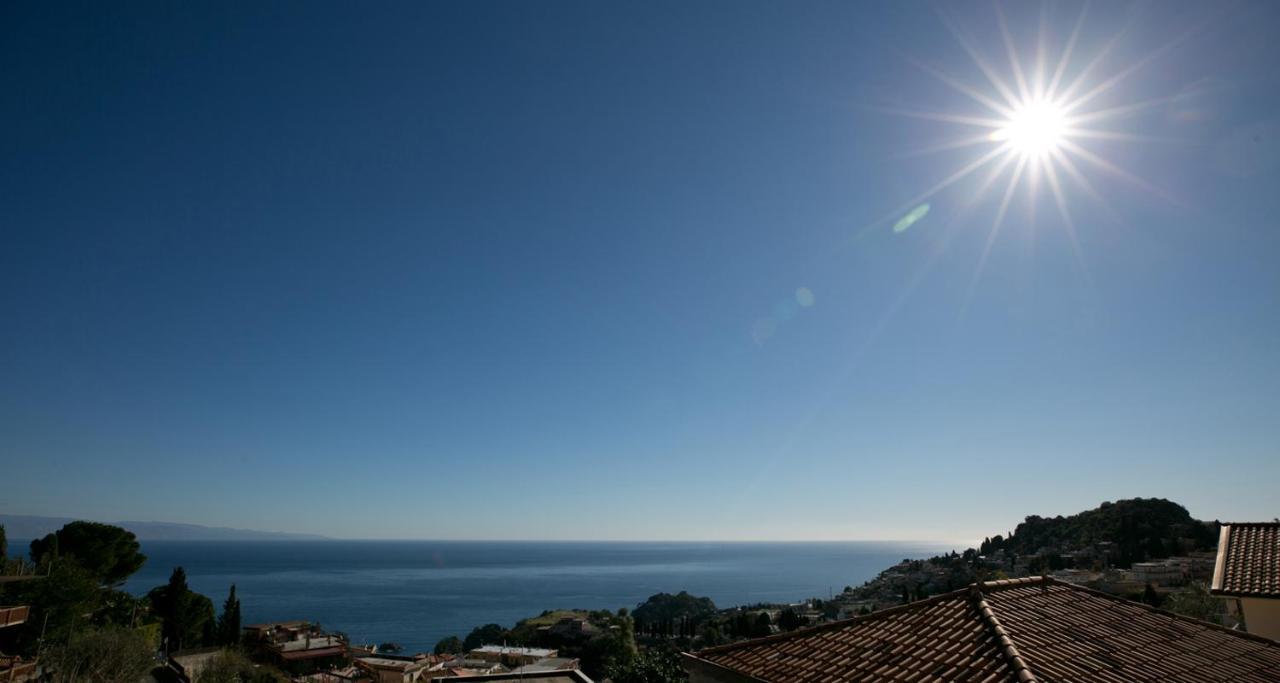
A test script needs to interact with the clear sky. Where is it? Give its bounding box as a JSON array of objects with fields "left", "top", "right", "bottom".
[{"left": 3, "top": 1, "right": 1278, "bottom": 542}]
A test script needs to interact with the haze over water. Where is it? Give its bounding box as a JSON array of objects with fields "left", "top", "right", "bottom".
[{"left": 118, "top": 540, "right": 951, "bottom": 652}]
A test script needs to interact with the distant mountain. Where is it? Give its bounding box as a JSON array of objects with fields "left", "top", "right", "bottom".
[{"left": 0, "top": 514, "right": 328, "bottom": 542}]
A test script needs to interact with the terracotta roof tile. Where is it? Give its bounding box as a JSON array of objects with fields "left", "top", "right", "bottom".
[
  {"left": 1212, "top": 523, "right": 1280, "bottom": 598},
  {"left": 686, "top": 577, "right": 1280, "bottom": 682}
]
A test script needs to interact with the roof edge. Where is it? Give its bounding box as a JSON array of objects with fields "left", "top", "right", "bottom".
[
  {"left": 1211, "top": 524, "right": 1230, "bottom": 593},
  {"left": 680, "top": 653, "right": 772, "bottom": 683},
  {"left": 1035, "top": 575, "right": 1280, "bottom": 647},
  {"left": 690, "top": 585, "right": 979, "bottom": 658}
]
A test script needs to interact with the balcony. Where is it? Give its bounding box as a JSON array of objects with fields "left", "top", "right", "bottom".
[
  {"left": 0, "top": 607, "right": 29, "bottom": 629},
  {"left": 0, "top": 655, "right": 37, "bottom": 682}
]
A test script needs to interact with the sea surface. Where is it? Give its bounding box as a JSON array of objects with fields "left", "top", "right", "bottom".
[{"left": 113, "top": 540, "right": 951, "bottom": 653}]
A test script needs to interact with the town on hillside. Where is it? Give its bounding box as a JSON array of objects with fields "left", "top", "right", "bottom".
[{"left": 2, "top": 498, "right": 1279, "bottom": 682}]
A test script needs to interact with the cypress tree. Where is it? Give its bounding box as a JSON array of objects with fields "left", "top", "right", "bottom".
[{"left": 218, "top": 584, "right": 242, "bottom": 646}]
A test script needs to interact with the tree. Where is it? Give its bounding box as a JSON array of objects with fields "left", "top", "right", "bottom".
[
  {"left": 1141, "top": 583, "right": 1162, "bottom": 608},
  {"left": 580, "top": 612, "right": 638, "bottom": 679},
  {"left": 1164, "top": 583, "right": 1226, "bottom": 625},
  {"left": 8, "top": 557, "right": 103, "bottom": 656},
  {"left": 218, "top": 585, "right": 242, "bottom": 646},
  {"left": 434, "top": 635, "right": 463, "bottom": 655},
  {"left": 698, "top": 623, "right": 726, "bottom": 647},
  {"left": 778, "top": 608, "right": 804, "bottom": 632},
  {"left": 632, "top": 592, "right": 717, "bottom": 629},
  {"left": 605, "top": 646, "right": 688, "bottom": 683},
  {"left": 149, "top": 567, "right": 216, "bottom": 653},
  {"left": 377, "top": 642, "right": 402, "bottom": 654},
  {"left": 46, "top": 624, "right": 155, "bottom": 683},
  {"left": 1, "top": 523, "right": 7, "bottom": 560},
  {"left": 30, "top": 521, "right": 146, "bottom": 586},
  {"left": 750, "top": 612, "right": 772, "bottom": 638},
  {"left": 463, "top": 623, "right": 507, "bottom": 650}
]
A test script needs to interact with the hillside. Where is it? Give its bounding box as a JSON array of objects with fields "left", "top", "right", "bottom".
[{"left": 989, "top": 498, "right": 1218, "bottom": 564}]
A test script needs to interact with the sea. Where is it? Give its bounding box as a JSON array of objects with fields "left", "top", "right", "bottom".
[{"left": 101, "top": 540, "right": 952, "bottom": 653}]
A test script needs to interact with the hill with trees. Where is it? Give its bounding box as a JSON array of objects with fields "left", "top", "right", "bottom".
[{"left": 980, "top": 498, "right": 1217, "bottom": 566}]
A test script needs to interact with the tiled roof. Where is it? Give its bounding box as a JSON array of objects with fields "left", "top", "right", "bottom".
[
  {"left": 1212, "top": 523, "right": 1280, "bottom": 598},
  {"left": 686, "top": 577, "right": 1280, "bottom": 682}
]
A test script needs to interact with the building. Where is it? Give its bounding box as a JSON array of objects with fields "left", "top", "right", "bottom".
[
  {"left": 682, "top": 576, "right": 1280, "bottom": 682},
  {"left": 511, "top": 657, "right": 580, "bottom": 674},
  {"left": 244, "top": 621, "right": 349, "bottom": 674},
  {"left": 354, "top": 654, "right": 435, "bottom": 683},
  {"left": 429, "top": 670, "right": 593, "bottom": 683},
  {"left": 467, "top": 645, "right": 557, "bottom": 667},
  {"left": 1049, "top": 568, "right": 1100, "bottom": 585},
  {"left": 541, "top": 616, "right": 599, "bottom": 642},
  {"left": 1211, "top": 521, "right": 1280, "bottom": 641},
  {"left": 294, "top": 666, "right": 371, "bottom": 682},
  {"left": 1128, "top": 560, "right": 1184, "bottom": 586},
  {"left": 169, "top": 647, "right": 226, "bottom": 682}
]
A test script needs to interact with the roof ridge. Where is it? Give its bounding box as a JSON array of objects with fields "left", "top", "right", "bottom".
[
  {"left": 968, "top": 583, "right": 1038, "bottom": 683},
  {"left": 978, "top": 576, "right": 1047, "bottom": 591},
  {"left": 690, "top": 585, "right": 976, "bottom": 657}
]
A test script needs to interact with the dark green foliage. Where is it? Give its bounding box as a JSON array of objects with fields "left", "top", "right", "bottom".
[
  {"left": 1142, "top": 583, "right": 1162, "bottom": 608},
  {"left": 579, "top": 613, "right": 638, "bottom": 679},
  {"left": 30, "top": 521, "right": 147, "bottom": 586},
  {"left": 217, "top": 585, "right": 242, "bottom": 646},
  {"left": 377, "top": 642, "right": 402, "bottom": 653},
  {"left": 778, "top": 608, "right": 804, "bottom": 631},
  {"left": 8, "top": 558, "right": 103, "bottom": 656},
  {"left": 95, "top": 589, "right": 151, "bottom": 629},
  {"left": 0, "top": 524, "right": 7, "bottom": 559},
  {"left": 149, "top": 567, "right": 216, "bottom": 653},
  {"left": 698, "top": 623, "right": 726, "bottom": 647},
  {"left": 605, "top": 646, "right": 688, "bottom": 683},
  {"left": 46, "top": 624, "right": 155, "bottom": 683},
  {"left": 1005, "top": 498, "right": 1216, "bottom": 567},
  {"left": 193, "top": 649, "right": 286, "bottom": 683},
  {"left": 633, "top": 592, "right": 717, "bottom": 635},
  {"left": 462, "top": 623, "right": 507, "bottom": 650},
  {"left": 750, "top": 612, "right": 772, "bottom": 638},
  {"left": 433, "top": 635, "right": 463, "bottom": 654},
  {"left": 1164, "top": 583, "right": 1227, "bottom": 625}
]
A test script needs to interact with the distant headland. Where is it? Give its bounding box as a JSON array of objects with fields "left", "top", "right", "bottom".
[{"left": 0, "top": 513, "right": 328, "bottom": 541}]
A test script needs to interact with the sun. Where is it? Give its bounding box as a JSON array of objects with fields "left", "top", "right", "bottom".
[
  {"left": 865, "top": 2, "right": 1179, "bottom": 303},
  {"left": 991, "top": 100, "right": 1067, "bottom": 157}
]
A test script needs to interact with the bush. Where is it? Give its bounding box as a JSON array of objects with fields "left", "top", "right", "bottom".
[{"left": 46, "top": 625, "right": 155, "bottom": 683}]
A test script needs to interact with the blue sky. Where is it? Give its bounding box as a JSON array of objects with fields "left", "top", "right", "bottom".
[{"left": 3, "top": 1, "right": 1278, "bottom": 542}]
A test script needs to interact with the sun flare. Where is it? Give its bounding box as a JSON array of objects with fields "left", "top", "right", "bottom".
[
  {"left": 872, "top": 4, "right": 1178, "bottom": 303},
  {"left": 991, "top": 100, "right": 1067, "bottom": 157}
]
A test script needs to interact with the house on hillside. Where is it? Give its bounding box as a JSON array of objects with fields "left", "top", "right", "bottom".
[
  {"left": 467, "top": 645, "right": 557, "bottom": 668},
  {"left": 244, "top": 621, "right": 349, "bottom": 674},
  {"left": 429, "top": 670, "right": 593, "bottom": 683},
  {"left": 354, "top": 653, "right": 435, "bottom": 683},
  {"left": 682, "top": 576, "right": 1280, "bottom": 682},
  {"left": 1211, "top": 521, "right": 1280, "bottom": 641}
]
